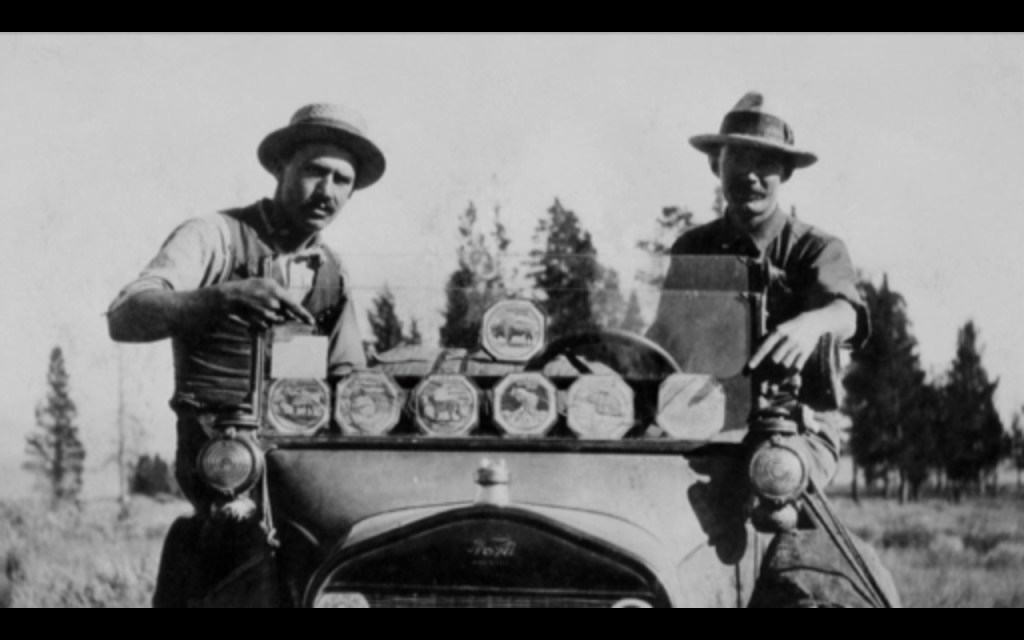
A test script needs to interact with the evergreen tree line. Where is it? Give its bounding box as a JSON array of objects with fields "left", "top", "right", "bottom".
[
  {"left": 28, "top": 194, "right": 1020, "bottom": 509},
  {"left": 367, "top": 198, "right": 681, "bottom": 355},
  {"left": 844, "top": 277, "right": 1018, "bottom": 503},
  {"left": 366, "top": 193, "right": 1023, "bottom": 505}
]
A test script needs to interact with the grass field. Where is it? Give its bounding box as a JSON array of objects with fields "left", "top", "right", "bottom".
[
  {"left": 832, "top": 494, "right": 1024, "bottom": 608},
  {"left": 0, "top": 497, "right": 190, "bottom": 608},
  {"left": 2, "top": 492, "right": 1023, "bottom": 607}
]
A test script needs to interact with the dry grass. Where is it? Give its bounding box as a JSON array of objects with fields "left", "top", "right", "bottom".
[
  {"left": 833, "top": 494, "right": 1024, "bottom": 608},
  {"left": 0, "top": 497, "right": 191, "bottom": 608},
  {"left": 2, "top": 492, "right": 1023, "bottom": 607}
]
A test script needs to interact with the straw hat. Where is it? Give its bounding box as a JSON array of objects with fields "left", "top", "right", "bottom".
[{"left": 258, "top": 103, "right": 386, "bottom": 189}]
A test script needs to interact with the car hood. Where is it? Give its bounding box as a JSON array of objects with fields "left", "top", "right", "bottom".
[{"left": 268, "top": 445, "right": 759, "bottom": 606}]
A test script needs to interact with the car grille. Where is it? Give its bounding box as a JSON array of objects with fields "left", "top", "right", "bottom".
[{"left": 364, "top": 593, "right": 619, "bottom": 608}]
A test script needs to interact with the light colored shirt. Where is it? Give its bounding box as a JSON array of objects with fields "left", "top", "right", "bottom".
[{"left": 110, "top": 203, "right": 366, "bottom": 379}]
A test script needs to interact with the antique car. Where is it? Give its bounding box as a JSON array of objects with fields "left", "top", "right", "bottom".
[{"left": 173, "top": 255, "right": 895, "bottom": 608}]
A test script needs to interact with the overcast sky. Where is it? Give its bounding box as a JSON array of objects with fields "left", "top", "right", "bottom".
[{"left": 1, "top": 33, "right": 1022, "bottom": 497}]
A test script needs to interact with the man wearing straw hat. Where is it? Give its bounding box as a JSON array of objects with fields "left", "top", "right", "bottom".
[{"left": 108, "top": 104, "right": 385, "bottom": 606}]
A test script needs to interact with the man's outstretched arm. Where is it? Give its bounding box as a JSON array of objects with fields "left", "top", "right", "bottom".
[
  {"left": 108, "top": 279, "right": 315, "bottom": 343},
  {"left": 108, "top": 287, "right": 216, "bottom": 343}
]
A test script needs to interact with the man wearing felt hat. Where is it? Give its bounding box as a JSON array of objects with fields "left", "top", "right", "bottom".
[
  {"left": 108, "top": 104, "right": 385, "bottom": 606},
  {"left": 650, "top": 91, "right": 869, "bottom": 488},
  {"left": 650, "top": 93, "right": 897, "bottom": 607}
]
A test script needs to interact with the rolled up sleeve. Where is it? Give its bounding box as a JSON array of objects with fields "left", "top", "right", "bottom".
[
  {"left": 326, "top": 255, "right": 367, "bottom": 377},
  {"left": 803, "top": 237, "right": 870, "bottom": 350},
  {"left": 108, "top": 215, "right": 230, "bottom": 314},
  {"left": 328, "top": 297, "right": 368, "bottom": 377}
]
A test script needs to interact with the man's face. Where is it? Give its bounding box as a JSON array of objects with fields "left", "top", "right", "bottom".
[
  {"left": 718, "top": 145, "right": 786, "bottom": 221},
  {"left": 275, "top": 143, "right": 357, "bottom": 236}
]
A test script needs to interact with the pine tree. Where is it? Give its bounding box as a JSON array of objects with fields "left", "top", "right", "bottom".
[
  {"left": 619, "top": 291, "right": 646, "bottom": 334},
  {"left": 843, "top": 275, "right": 935, "bottom": 501},
  {"left": 367, "top": 285, "right": 405, "bottom": 353},
  {"left": 1011, "top": 411, "right": 1024, "bottom": 492},
  {"left": 636, "top": 205, "right": 698, "bottom": 289},
  {"left": 899, "top": 382, "right": 944, "bottom": 501},
  {"left": 406, "top": 318, "right": 423, "bottom": 347},
  {"left": 25, "top": 347, "right": 86, "bottom": 507},
  {"left": 529, "top": 199, "right": 603, "bottom": 339},
  {"left": 439, "top": 203, "right": 513, "bottom": 348},
  {"left": 591, "top": 266, "right": 627, "bottom": 329},
  {"left": 941, "top": 321, "right": 1004, "bottom": 498},
  {"left": 130, "top": 454, "right": 181, "bottom": 498}
]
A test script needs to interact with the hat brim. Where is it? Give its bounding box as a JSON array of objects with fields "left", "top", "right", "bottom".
[
  {"left": 689, "top": 133, "right": 818, "bottom": 169},
  {"left": 258, "top": 123, "right": 386, "bottom": 190}
]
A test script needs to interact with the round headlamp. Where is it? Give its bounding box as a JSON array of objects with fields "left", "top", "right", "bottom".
[
  {"left": 493, "top": 373, "right": 558, "bottom": 438},
  {"left": 749, "top": 440, "right": 809, "bottom": 504},
  {"left": 612, "top": 598, "right": 653, "bottom": 608},
  {"left": 414, "top": 375, "right": 480, "bottom": 437},
  {"left": 481, "top": 300, "right": 546, "bottom": 362},
  {"left": 656, "top": 373, "right": 726, "bottom": 440},
  {"left": 334, "top": 372, "right": 403, "bottom": 436},
  {"left": 266, "top": 378, "right": 331, "bottom": 436},
  {"left": 566, "top": 375, "right": 635, "bottom": 440},
  {"left": 197, "top": 437, "right": 263, "bottom": 496},
  {"left": 314, "top": 592, "right": 371, "bottom": 609}
]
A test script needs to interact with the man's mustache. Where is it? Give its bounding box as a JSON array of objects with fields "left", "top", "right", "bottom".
[{"left": 304, "top": 196, "right": 336, "bottom": 212}]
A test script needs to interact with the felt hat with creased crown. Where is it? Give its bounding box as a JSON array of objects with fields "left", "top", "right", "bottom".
[
  {"left": 258, "top": 103, "right": 386, "bottom": 190},
  {"left": 689, "top": 92, "right": 817, "bottom": 169}
]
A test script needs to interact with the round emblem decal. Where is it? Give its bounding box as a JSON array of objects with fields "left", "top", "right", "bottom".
[
  {"left": 493, "top": 373, "right": 559, "bottom": 438},
  {"left": 266, "top": 378, "right": 331, "bottom": 435},
  {"left": 481, "top": 300, "right": 546, "bottom": 363},
  {"left": 334, "top": 371, "right": 404, "bottom": 436},
  {"left": 566, "top": 375, "right": 635, "bottom": 440},
  {"left": 656, "top": 373, "right": 727, "bottom": 440},
  {"left": 414, "top": 375, "right": 480, "bottom": 437}
]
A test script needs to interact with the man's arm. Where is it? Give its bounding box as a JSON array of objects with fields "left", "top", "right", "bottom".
[
  {"left": 324, "top": 251, "right": 368, "bottom": 378},
  {"left": 748, "top": 298, "right": 857, "bottom": 373},
  {"left": 108, "top": 287, "right": 218, "bottom": 342},
  {"left": 326, "top": 296, "right": 368, "bottom": 379},
  {"left": 107, "top": 216, "right": 313, "bottom": 344},
  {"left": 750, "top": 231, "right": 866, "bottom": 374},
  {"left": 108, "top": 280, "right": 315, "bottom": 343}
]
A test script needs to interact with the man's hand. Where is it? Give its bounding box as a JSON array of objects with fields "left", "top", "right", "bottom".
[
  {"left": 214, "top": 278, "right": 315, "bottom": 330},
  {"left": 108, "top": 278, "right": 316, "bottom": 343},
  {"left": 748, "top": 313, "right": 828, "bottom": 373},
  {"left": 747, "top": 299, "right": 857, "bottom": 374}
]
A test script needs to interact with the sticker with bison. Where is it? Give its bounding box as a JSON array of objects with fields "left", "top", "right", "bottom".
[{"left": 481, "top": 300, "right": 546, "bottom": 362}]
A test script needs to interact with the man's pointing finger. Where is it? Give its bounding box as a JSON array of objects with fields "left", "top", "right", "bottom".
[
  {"left": 280, "top": 297, "right": 315, "bottom": 325},
  {"left": 748, "top": 332, "right": 783, "bottom": 372}
]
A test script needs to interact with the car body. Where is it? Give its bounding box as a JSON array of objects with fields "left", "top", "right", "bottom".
[{"left": 172, "top": 255, "right": 882, "bottom": 608}]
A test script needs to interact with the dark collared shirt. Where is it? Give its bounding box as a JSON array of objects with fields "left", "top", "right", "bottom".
[
  {"left": 665, "top": 207, "right": 869, "bottom": 347},
  {"left": 649, "top": 207, "right": 867, "bottom": 488}
]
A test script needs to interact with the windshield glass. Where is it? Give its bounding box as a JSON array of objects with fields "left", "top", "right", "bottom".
[{"left": 267, "top": 253, "right": 760, "bottom": 441}]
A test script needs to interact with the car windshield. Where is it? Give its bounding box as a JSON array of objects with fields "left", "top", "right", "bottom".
[
  {"left": 321, "top": 253, "right": 759, "bottom": 379},
  {"left": 267, "top": 252, "right": 760, "bottom": 442}
]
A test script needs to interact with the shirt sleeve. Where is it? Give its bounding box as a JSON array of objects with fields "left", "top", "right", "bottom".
[
  {"left": 108, "top": 214, "right": 231, "bottom": 313},
  {"left": 325, "top": 253, "right": 367, "bottom": 377},
  {"left": 801, "top": 237, "right": 870, "bottom": 350}
]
